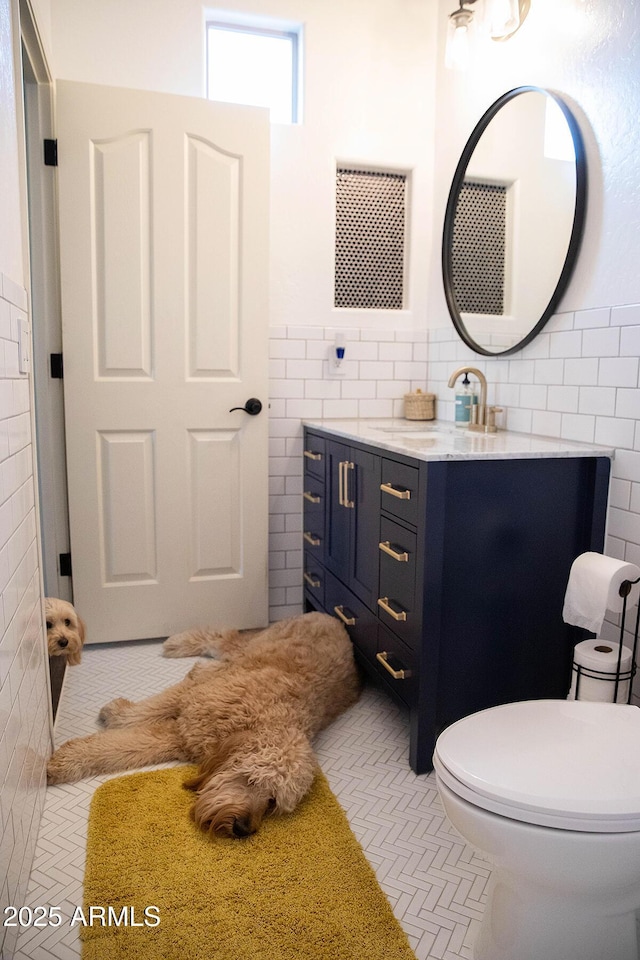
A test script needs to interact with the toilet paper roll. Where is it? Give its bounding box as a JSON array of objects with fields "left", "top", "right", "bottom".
[
  {"left": 562, "top": 552, "right": 640, "bottom": 634},
  {"left": 567, "top": 639, "right": 634, "bottom": 703}
]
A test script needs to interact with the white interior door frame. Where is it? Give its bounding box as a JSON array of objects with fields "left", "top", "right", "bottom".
[
  {"left": 18, "top": 0, "right": 61, "bottom": 735},
  {"left": 21, "top": 1, "right": 71, "bottom": 603}
]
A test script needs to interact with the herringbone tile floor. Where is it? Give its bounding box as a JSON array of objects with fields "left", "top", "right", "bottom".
[{"left": 12, "top": 639, "right": 489, "bottom": 959}]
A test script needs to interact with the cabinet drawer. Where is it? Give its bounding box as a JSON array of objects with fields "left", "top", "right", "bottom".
[
  {"left": 380, "top": 459, "right": 419, "bottom": 526},
  {"left": 377, "top": 517, "right": 418, "bottom": 649},
  {"left": 302, "top": 526, "right": 324, "bottom": 560},
  {"left": 302, "top": 552, "right": 325, "bottom": 608},
  {"left": 303, "top": 434, "right": 326, "bottom": 481},
  {"left": 375, "top": 624, "right": 418, "bottom": 708},
  {"left": 303, "top": 479, "right": 325, "bottom": 527},
  {"left": 324, "top": 570, "right": 377, "bottom": 663}
]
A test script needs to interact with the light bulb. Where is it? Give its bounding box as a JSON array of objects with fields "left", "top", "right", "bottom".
[{"left": 445, "top": 8, "right": 474, "bottom": 70}]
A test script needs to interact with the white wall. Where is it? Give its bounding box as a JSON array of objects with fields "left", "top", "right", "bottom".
[
  {"left": 429, "top": 0, "right": 640, "bottom": 320},
  {"left": 48, "top": 0, "right": 438, "bottom": 620},
  {"left": 428, "top": 0, "right": 640, "bottom": 661},
  {"left": 1, "top": 2, "right": 640, "bottom": 928},
  {"left": 50, "top": 0, "right": 437, "bottom": 335},
  {"left": 0, "top": 0, "right": 24, "bottom": 285},
  {"left": 0, "top": 2, "right": 51, "bottom": 955},
  {"left": 47, "top": 0, "right": 640, "bottom": 632}
]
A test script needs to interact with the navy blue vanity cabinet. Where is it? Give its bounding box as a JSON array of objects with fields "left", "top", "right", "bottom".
[
  {"left": 324, "top": 568, "right": 379, "bottom": 664},
  {"left": 302, "top": 426, "right": 610, "bottom": 776},
  {"left": 323, "top": 437, "right": 380, "bottom": 611},
  {"left": 303, "top": 436, "right": 326, "bottom": 608},
  {"left": 413, "top": 455, "right": 609, "bottom": 773}
]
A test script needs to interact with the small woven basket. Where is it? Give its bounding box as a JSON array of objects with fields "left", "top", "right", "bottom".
[{"left": 404, "top": 390, "right": 436, "bottom": 421}]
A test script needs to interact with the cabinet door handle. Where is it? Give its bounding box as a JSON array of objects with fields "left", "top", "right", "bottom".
[
  {"left": 303, "top": 572, "right": 321, "bottom": 588},
  {"left": 304, "top": 450, "right": 322, "bottom": 461},
  {"left": 303, "top": 491, "right": 321, "bottom": 504},
  {"left": 376, "top": 651, "right": 412, "bottom": 680},
  {"left": 303, "top": 532, "right": 321, "bottom": 546},
  {"left": 379, "top": 541, "right": 409, "bottom": 562},
  {"left": 343, "top": 461, "right": 354, "bottom": 509},
  {"left": 377, "top": 597, "right": 407, "bottom": 621},
  {"left": 338, "top": 460, "right": 355, "bottom": 509},
  {"left": 334, "top": 604, "right": 356, "bottom": 626},
  {"left": 380, "top": 482, "right": 411, "bottom": 500}
]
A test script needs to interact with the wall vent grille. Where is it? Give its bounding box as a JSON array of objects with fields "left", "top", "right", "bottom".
[
  {"left": 335, "top": 167, "right": 406, "bottom": 310},
  {"left": 452, "top": 180, "right": 507, "bottom": 316}
]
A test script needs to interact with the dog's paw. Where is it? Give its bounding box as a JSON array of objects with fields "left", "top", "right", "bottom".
[
  {"left": 47, "top": 744, "right": 82, "bottom": 785},
  {"left": 98, "top": 698, "right": 133, "bottom": 727},
  {"left": 163, "top": 630, "right": 211, "bottom": 658}
]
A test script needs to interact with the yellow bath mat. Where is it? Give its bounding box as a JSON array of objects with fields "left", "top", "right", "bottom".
[{"left": 82, "top": 766, "right": 417, "bottom": 960}]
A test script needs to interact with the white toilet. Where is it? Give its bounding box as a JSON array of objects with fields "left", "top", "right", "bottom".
[{"left": 433, "top": 699, "right": 640, "bottom": 960}]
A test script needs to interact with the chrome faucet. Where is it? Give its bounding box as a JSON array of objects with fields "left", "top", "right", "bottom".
[{"left": 448, "top": 365, "right": 501, "bottom": 432}]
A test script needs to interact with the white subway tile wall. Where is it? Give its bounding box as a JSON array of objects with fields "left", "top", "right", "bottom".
[
  {"left": 267, "top": 325, "right": 428, "bottom": 622},
  {"left": 2, "top": 304, "right": 639, "bottom": 952},
  {"left": 427, "top": 306, "right": 640, "bottom": 695},
  {"left": 0, "top": 276, "right": 50, "bottom": 959},
  {"left": 266, "top": 307, "right": 640, "bottom": 694}
]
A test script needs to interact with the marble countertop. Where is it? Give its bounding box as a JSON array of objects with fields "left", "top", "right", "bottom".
[{"left": 303, "top": 418, "right": 615, "bottom": 463}]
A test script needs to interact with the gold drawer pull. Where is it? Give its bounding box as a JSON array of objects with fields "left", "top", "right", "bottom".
[
  {"left": 377, "top": 597, "right": 407, "bottom": 621},
  {"left": 334, "top": 605, "right": 356, "bottom": 626},
  {"left": 303, "top": 532, "right": 321, "bottom": 547},
  {"left": 303, "top": 572, "right": 321, "bottom": 588},
  {"left": 379, "top": 541, "right": 409, "bottom": 562},
  {"left": 304, "top": 449, "right": 322, "bottom": 461},
  {"left": 380, "top": 482, "right": 411, "bottom": 500},
  {"left": 376, "top": 651, "right": 411, "bottom": 680},
  {"left": 303, "top": 491, "right": 321, "bottom": 504}
]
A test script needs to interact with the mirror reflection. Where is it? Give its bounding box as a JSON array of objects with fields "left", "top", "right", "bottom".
[{"left": 442, "top": 86, "right": 587, "bottom": 356}]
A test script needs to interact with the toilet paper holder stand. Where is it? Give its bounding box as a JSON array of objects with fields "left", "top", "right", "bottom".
[{"left": 573, "top": 576, "right": 640, "bottom": 704}]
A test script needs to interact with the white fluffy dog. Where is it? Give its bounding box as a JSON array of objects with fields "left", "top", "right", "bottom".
[
  {"left": 45, "top": 598, "right": 86, "bottom": 665},
  {"left": 47, "top": 612, "right": 361, "bottom": 838}
]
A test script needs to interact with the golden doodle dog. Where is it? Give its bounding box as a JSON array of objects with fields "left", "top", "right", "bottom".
[
  {"left": 47, "top": 612, "right": 361, "bottom": 838},
  {"left": 45, "top": 598, "right": 86, "bottom": 665}
]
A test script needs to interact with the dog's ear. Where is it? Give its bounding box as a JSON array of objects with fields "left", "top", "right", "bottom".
[
  {"left": 67, "top": 649, "right": 82, "bottom": 666},
  {"left": 246, "top": 731, "right": 317, "bottom": 814},
  {"left": 77, "top": 615, "right": 87, "bottom": 646},
  {"left": 183, "top": 731, "right": 251, "bottom": 791}
]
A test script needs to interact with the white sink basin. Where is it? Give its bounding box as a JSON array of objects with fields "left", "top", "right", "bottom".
[
  {"left": 396, "top": 431, "right": 450, "bottom": 441},
  {"left": 374, "top": 423, "right": 458, "bottom": 442}
]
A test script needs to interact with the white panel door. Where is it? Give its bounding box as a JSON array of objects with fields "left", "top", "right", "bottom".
[{"left": 56, "top": 80, "right": 269, "bottom": 642}]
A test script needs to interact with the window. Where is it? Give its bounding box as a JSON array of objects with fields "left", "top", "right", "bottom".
[{"left": 206, "top": 20, "right": 300, "bottom": 124}]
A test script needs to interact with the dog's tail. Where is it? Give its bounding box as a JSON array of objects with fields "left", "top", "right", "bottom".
[
  {"left": 162, "top": 628, "right": 224, "bottom": 658},
  {"left": 162, "top": 626, "right": 256, "bottom": 659}
]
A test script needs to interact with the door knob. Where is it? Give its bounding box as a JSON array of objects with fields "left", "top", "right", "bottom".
[{"left": 229, "top": 398, "right": 263, "bottom": 416}]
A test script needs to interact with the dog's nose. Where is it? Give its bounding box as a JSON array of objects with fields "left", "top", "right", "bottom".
[
  {"left": 231, "top": 817, "right": 255, "bottom": 838},
  {"left": 58, "top": 638, "right": 69, "bottom": 648}
]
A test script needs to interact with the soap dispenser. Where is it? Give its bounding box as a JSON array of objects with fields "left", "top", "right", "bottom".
[{"left": 454, "top": 374, "right": 477, "bottom": 426}]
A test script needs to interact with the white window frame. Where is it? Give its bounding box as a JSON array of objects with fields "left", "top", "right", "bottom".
[{"left": 205, "top": 14, "right": 302, "bottom": 124}]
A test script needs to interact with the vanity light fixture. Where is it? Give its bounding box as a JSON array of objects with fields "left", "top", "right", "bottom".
[
  {"left": 487, "top": 0, "right": 530, "bottom": 41},
  {"left": 445, "top": 0, "right": 479, "bottom": 70}
]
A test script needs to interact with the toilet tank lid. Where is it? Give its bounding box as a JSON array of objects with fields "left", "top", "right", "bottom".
[{"left": 434, "top": 700, "right": 640, "bottom": 822}]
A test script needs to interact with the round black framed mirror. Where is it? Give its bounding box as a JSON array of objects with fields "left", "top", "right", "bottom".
[{"left": 442, "top": 86, "right": 587, "bottom": 357}]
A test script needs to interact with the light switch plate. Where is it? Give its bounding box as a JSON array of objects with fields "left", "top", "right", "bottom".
[{"left": 325, "top": 347, "right": 346, "bottom": 378}]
